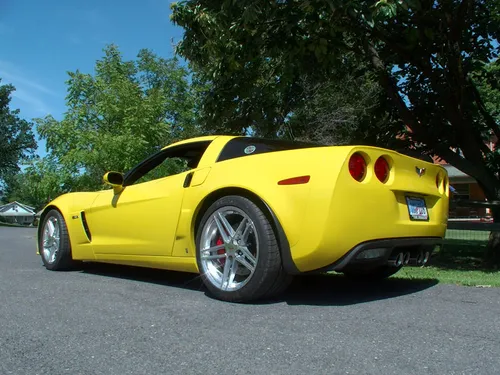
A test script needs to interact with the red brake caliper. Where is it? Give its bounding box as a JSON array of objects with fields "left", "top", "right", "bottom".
[{"left": 216, "top": 236, "right": 225, "bottom": 266}]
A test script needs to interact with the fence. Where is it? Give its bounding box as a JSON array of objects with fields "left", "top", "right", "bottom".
[{"left": 445, "top": 200, "right": 500, "bottom": 247}]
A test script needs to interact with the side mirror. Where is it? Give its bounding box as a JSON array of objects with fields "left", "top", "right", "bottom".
[{"left": 103, "top": 171, "right": 124, "bottom": 194}]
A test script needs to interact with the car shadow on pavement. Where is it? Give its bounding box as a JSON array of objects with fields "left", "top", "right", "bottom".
[
  {"left": 80, "top": 263, "right": 438, "bottom": 306},
  {"left": 279, "top": 274, "right": 439, "bottom": 306},
  {"left": 80, "top": 262, "right": 206, "bottom": 291}
]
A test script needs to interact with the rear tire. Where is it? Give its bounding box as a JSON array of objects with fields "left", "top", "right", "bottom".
[
  {"left": 39, "top": 209, "right": 79, "bottom": 270},
  {"left": 195, "top": 195, "right": 291, "bottom": 302}
]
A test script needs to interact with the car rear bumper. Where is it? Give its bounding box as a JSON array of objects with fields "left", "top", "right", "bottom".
[{"left": 310, "top": 237, "right": 442, "bottom": 273}]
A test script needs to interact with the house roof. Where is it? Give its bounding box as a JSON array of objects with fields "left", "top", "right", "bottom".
[
  {"left": 432, "top": 156, "right": 476, "bottom": 183},
  {"left": 0, "top": 201, "right": 36, "bottom": 216},
  {"left": 443, "top": 165, "right": 476, "bottom": 183}
]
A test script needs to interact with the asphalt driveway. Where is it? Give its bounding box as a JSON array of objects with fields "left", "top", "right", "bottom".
[{"left": 1, "top": 226, "right": 500, "bottom": 375}]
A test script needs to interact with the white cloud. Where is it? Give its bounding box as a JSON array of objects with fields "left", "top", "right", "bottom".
[
  {"left": 0, "top": 61, "right": 57, "bottom": 116},
  {"left": 11, "top": 88, "right": 51, "bottom": 115},
  {"left": 0, "top": 63, "right": 57, "bottom": 96}
]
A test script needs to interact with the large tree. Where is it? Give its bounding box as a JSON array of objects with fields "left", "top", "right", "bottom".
[
  {"left": 35, "top": 45, "right": 202, "bottom": 191},
  {"left": 0, "top": 79, "right": 36, "bottom": 185},
  {"left": 172, "top": 0, "right": 500, "bottom": 264}
]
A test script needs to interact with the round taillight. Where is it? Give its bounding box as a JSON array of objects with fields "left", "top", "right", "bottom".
[
  {"left": 349, "top": 153, "right": 366, "bottom": 181},
  {"left": 374, "top": 157, "right": 390, "bottom": 183}
]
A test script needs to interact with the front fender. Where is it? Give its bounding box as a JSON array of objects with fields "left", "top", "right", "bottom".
[{"left": 37, "top": 192, "right": 101, "bottom": 259}]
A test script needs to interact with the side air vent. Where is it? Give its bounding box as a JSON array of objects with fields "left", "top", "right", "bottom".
[
  {"left": 80, "top": 211, "right": 92, "bottom": 242},
  {"left": 183, "top": 172, "right": 194, "bottom": 188}
]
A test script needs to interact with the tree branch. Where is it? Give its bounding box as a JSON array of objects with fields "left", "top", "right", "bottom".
[
  {"left": 467, "top": 75, "right": 500, "bottom": 141},
  {"left": 364, "top": 40, "right": 430, "bottom": 143},
  {"left": 434, "top": 145, "right": 499, "bottom": 199}
]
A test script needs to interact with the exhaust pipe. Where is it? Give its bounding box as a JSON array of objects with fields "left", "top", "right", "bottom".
[
  {"left": 403, "top": 252, "right": 411, "bottom": 265},
  {"left": 405, "top": 250, "right": 431, "bottom": 267},
  {"left": 416, "top": 251, "right": 424, "bottom": 266},
  {"left": 388, "top": 252, "right": 404, "bottom": 267},
  {"left": 407, "top": 251, "right": 423, "bottom": 266},
  {"left": 422, "top": 251, "right": 430, "bottom": 265}
]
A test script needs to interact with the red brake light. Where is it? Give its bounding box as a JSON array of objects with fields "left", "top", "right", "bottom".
[
  {"left": 349, "top": 153, "right": 366, "bottom": 182},
  {"left": 278, "top": 175, "right": 310, "bottom": 185},
  {"left": 374, "top": 157, "right": 390, "bottom": 183}
]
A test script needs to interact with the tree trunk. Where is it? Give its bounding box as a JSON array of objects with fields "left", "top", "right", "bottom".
[
  {"left": 477, "top": 181, "right": 500, "bottom": 268},
  {"left": 485, "top": 205, "right": 500, "bottom": 268}
]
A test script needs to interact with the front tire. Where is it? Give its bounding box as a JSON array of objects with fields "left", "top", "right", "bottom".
[
  {"left": 195, "top": 195, "right": 291, "bottom": 302},
  {"left": 39, "top": 209, "right": 78, "bottom": 270}
]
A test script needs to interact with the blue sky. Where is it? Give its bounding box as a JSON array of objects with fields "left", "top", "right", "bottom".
[{"left": 0, "top": 0, "right": 184, "bottom": 156}]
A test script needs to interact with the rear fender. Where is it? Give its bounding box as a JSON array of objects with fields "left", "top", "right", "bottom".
[{"left": 180, "top": 146, "right": 355, "bottom": 273}]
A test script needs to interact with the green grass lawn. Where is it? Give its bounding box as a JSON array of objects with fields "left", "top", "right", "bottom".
[
  {"left": 392, "top": 229, "right": 500, "bottom": 287},
  {"left": 395, "top": 267, "right": 500, "bottom": 287}
]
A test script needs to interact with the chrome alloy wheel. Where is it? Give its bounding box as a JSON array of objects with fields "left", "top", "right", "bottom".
[
  {"left": 42, "top": 216, "right": 61, "bottom": 264},
  {"left": 199, "top": 207, "right": 259, "bottom": 292}
]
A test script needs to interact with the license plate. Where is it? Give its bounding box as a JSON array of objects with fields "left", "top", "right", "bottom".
[{"left": 406, "top": 196, "right": 429, "bottom": 221}]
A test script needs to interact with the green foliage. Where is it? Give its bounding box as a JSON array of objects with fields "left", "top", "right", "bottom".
[
  {"left": 0, "top": 79, "right": 37, "bottom": 184},
  {"left": 167, "top": 1, "right": 418, "bottom": 140},
  {"left": 35, "top": 45, "right": 202, "bottom": 191},
  {"left": 472, "top": 60, "right": 500, "bottom": 174},
  {"left": 474, "top": 60, "right": 500, "bottom": 128},
  {"left": 134, "top": 157, "right": 189, "bottom": 185},
  {"left": 3, "top": 157, "right": 73, "bottom": 210},
  {"left": 287, "top": 71, "right": 402, "bottom": 147}
]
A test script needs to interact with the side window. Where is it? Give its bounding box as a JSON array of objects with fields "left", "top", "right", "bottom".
[
  {"left": 123, "top": 140, "right": 212, "bottom": 187},
  {"left": 133, "top": 157, "right": 189, "bottom": 185},
  {"left": 217, "top": 137, "right": 322, "bottom": 162}
]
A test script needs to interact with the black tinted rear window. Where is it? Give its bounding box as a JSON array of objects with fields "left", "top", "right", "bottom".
[{"left": 217, "top": 137, "right": 323, "bottom": 162}]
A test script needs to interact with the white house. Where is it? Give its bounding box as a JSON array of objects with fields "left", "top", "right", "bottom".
[{"left": 0, "top": 201, "right": 36, "bottom": 225}]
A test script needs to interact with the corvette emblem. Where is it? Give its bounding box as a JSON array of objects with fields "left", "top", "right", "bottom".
[
  {"left": 244, "top": 145, "right": 256, "bottom": 154},
  {"left": 415, "top": 167, "right": 426, "bottom": 177}
]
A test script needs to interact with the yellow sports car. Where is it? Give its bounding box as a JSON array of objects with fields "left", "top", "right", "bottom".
[{"left": 37, "top": 135, "right": 449, "bottom": 302}]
